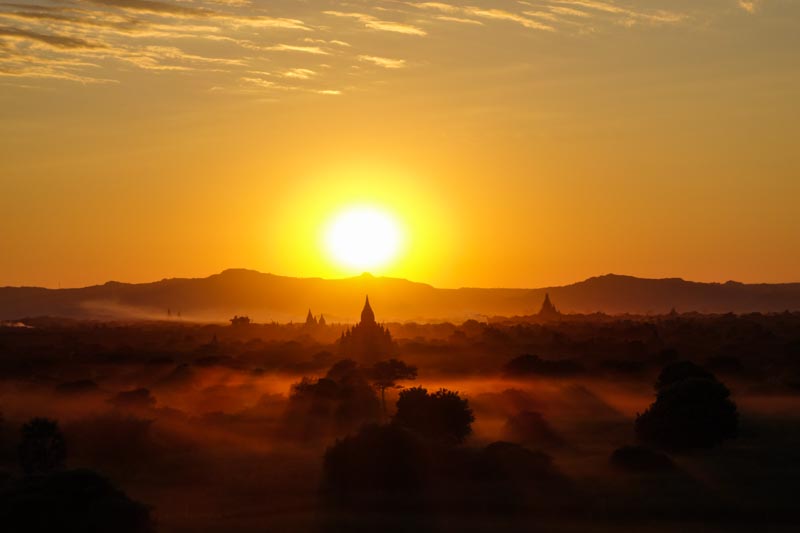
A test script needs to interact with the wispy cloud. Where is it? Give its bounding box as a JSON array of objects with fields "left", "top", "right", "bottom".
[
  {"left": 413, "top": 1, "right": 684, "bottom": 30},
  {"left": 412, "top": 3, "right": 553, "bottom": 31},
  {"left": 264, "top": 43, "right": 328, "bottom": 55},
  {"left": 281, "top": 67, "right": 316, "bottom": 79},
  {"left": 548, "top": 6, "right": 592, "bottom": 18},
  {"left": 465, "top": 7, "right": 554, "bottom": 31},
  {"left": 240, "top": 76, "right": 276, "bottom": 89},
  {"left": 324, "top": 11, "right": 427, "bottom": 36},
  {"left": 359, "top": 54, "right": 406, "bottom": 69},
  {"left": 0, "top": 0, "right": 754, "bottom": 94},
  {"left": 434, "top": 15, "right": 483, "bottom": 25},
  {"left": 207, "top": 0, "right": 251, "bottom": 6},
  {"left": 550, "top": 0, "right": 685, "bottom": 25},
  {"left": 0, "top": 0, "right": 319, "bottom": 86},
  {"left": 85, "top": 0, "right": 211, "bottom": 17},
  {"left": 0, "top": 25, "right": 104, "bottom": 48}
]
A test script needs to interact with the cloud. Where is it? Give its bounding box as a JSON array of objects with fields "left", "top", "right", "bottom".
[
  {"left": 0, "top": 53, "right": 117, "bottom": 83},
  {"left": 240, "top": 76, "right": 276, "bottom": 89},
  {"left": 552, "top": 0, "right": 626, "bottom": 16},
  {"left": 281, "top": 68, "right": 315, "bottom": 79},
  {"left": 234, "top": 76, "right": 341, "bottom": 97},
  {"left": 0, "top": 0, "right": 323, "bottom": 84},
  {"left": 0, "top": 25, "right": 104, "bottom": 48},
  {"left": 738, "top": 1, "right": 760, "bottom": 14},
  {"left": 0, "top": 67, "right": 114, "bottom": 83},
  {"left": 414, "top": 2, "right": 459, "bottom": 14},
  {"left": 548, "top": 6, "right": 591, "bottom": 18},
  {"left": 413, "top": 1, "right": 684, "bottom": 30},
  {"left": 84, "top": 0, "right": 310, "bottom": 29},
  {"left": 0, "top": 0, "right": 706, "bottom": 92},
  {"left": 207, "top": 0, "right": 251, "bottom": 5},
  {"left": 127, "top": 45, "right": 244, "bottom": 68},
  {"left": 463, "top": 7, "right": 555, "bottom": 31},
  {"left": 324, "top": 11, "right": 427, "bottom": 36},
  {"left": 411, "top": 3, "right": 553, "bottom": 31},
  {"left": 358, "top": 55, "right": 406, "bottom": 69},
  {"left": 434, "top": 15, "right": 483, "bottom": 25},
  {"left": 264, "top": 43, "right": 328, "bottom": 55},
  {"left": 551, "top": 0, "right": 685, "bottom": 25},
  {"left": 86, "top": 0, "right": 211, "bottom": 17}
]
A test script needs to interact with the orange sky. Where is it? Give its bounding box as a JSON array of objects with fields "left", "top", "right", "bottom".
[{"left": 1, "top": 0, "right": 798, "bottom": 289}]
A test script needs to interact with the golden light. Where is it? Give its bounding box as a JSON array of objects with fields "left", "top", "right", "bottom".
[
  {"left": 266, "top": 162, "right": 454, "bottom": 282},
  {"left": 324, "top": 206, "right": 404, "bottom": 272}
]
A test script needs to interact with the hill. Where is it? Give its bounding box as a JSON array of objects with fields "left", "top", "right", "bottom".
[{"left": 1, "top": 270, "right": 799, "bottom": 322}]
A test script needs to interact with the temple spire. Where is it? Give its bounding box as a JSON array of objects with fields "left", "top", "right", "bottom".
[
  {"left": 339, "top": 294, "right": 394, "bottom": 362},
  {"left": 306, "top": 309, "right": 317, "bottom": 326},
  {"left": 538, "top": 293, "right": 561, "bottom": 319},
  {"left": 361, "top": 295, "right": 376, "bottom": 325}
]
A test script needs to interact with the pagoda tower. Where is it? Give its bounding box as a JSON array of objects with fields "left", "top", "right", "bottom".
[
  {"left": 305, "top": 309, "right": 318, "bottom": 326},
  {"left": 339, "top": 295, "right": 395, "bottom": 361},
  {"left": 538, "top": 293, "right": 562, "bottom": 320},
  {"left": 360, "top": 296, "right": 376, "bottom": 325}
]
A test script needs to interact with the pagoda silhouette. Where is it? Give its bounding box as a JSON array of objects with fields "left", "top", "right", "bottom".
[
  {"left": 537, "top": 293, "right": 562, "bottom": 320},
  {"left": 305, "top": 309, "right": 317, "bottom": 327},
  {"left": 339, "top": 296, "right": 395, "bottom": 361},
  {"left": 304, "top": 309, "right": 326, "bottom": 327}
]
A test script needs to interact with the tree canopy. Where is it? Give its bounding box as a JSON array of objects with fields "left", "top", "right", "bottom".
[
  {"left": 636, "top": 361, "right": 738, "bottom": 451},
  {"left": 393, "top": 387, "right": 474, "bottom": 445},
  {"left": 19, "top": 418, "right": 67, "bottom": 476}
]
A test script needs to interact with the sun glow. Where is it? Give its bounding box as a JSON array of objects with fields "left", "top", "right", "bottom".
[{"left": 324, "top": 206, "right": 404, "bottom": 272}]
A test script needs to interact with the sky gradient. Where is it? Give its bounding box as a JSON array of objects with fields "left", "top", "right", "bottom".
[{"left": 1, "top": 0, "right": 798, "bottom": 288}]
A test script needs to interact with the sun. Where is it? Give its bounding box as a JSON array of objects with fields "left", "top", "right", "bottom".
[{"left": 324, "top": 206, "right": 404, "bottom": 272}]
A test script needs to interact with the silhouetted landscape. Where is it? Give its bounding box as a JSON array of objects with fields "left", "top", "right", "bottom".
[
  {"left": 2, "top": 289, "right": 800, "bottom": 531},
  {"left": 3, "top": 269, "right": 800, "bottom": 322},
  {"left": 3, "top": 0, "right": 798, "bottom": 530}
]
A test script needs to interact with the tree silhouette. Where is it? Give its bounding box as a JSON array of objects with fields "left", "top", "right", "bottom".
[
  {"left": 325, "top": 359, "right": 359, "bottom": 382},
  {"left": 323, "top": 423, "right": 429, "bottom": 500},
  {"left": 229, "top": 315, "right": 251, "bottom": 327},
  {"left": 285, "top": 361, "right": 381, "bottom": 439},
  {"left": 472, "top": 441, "right": 571, "bottom": 512},
  {"left": 368, "top": 359, "right": 418, "bottom": 417},
  {"left": 393, "top": 387, "right": 474, "bottom": 445},
  {"left": 654, "top": 360, "right": 714, "bottom": 391},
  {"left": 0, "top": 469, "right": 154, "bottom": 532},
  {"left": 19, "top": 418, "right": 67, "bottom": 475},
  {"left": 636, "top": 361, "right": 738, "bottom": 451}
]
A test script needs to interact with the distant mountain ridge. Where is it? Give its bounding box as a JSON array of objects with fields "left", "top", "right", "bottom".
[{"left": 1, "top": 269, "right": 799, "bottom": 322}]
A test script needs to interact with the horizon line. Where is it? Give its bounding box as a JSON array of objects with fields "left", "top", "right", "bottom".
[{"left": 3, "top": 267, "right": 800, "bottom": 292}]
